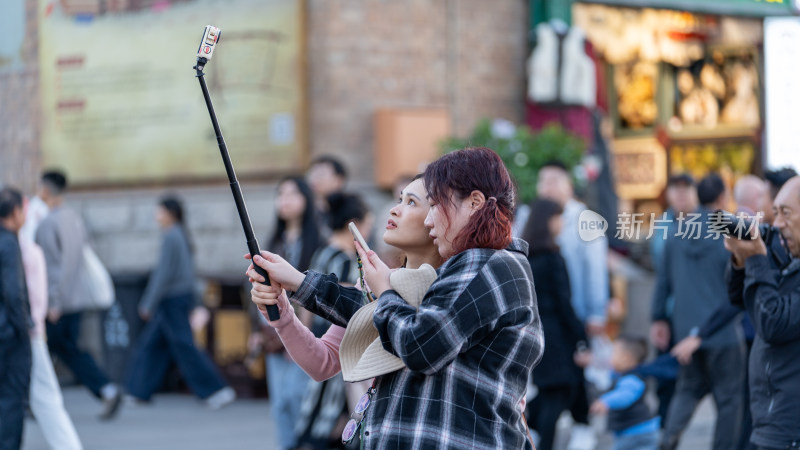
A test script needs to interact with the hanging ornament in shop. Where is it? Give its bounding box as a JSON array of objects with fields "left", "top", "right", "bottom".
[
  {"left": 581, "top": 154, "right": 603, "bottom": 182},
  {"left": 720, "top": 61, "right": 759, "bottom": 127},
  {"left": 614, "top": 62, "right": 658, "bottom": 129},
  {"left": 573, "top": 4, "right": 724, "bottom": 67},
  {"left": 672, "top": 55, "right": 760, "bottom": 130},
  {"left": 664, "top": 11, "right": 719, "bottom": 42},
  {"left": 527, "top": 21, "right": 596, "bottom": 107}
]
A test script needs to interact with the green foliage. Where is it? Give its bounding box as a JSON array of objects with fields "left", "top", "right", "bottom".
[{"left": 440, "top": 119, "right": 585, "bottom": 204}]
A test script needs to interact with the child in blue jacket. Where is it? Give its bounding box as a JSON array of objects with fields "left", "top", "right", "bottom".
[{"left": 590, "top": 335, "right": 662, "bottom": 450}]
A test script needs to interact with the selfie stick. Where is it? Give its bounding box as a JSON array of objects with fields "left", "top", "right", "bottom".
[{"left": 194, "top": 25, "right": 279, "bottom": 320}]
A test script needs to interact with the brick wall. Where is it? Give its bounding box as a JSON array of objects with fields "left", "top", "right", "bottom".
[
  {"left": 0, "top": 0, "right": 41, "bottom": 194},
  {"left": 307, "top": 0, "right": 529, "bottom": 175},
  {"left": 0, "top": 0, "right": 529, "bottom": 278}
]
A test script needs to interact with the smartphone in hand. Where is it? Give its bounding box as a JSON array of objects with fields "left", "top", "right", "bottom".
[{"left": 348, "top": 222, "right": 370, "bottom": 253}]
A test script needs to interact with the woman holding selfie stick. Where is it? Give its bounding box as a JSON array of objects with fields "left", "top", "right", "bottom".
[
  {"left": 247, "top": 176, "right": 440, "bottom": 382},
  {"left": 248, "top": 148, "right": 543, "bottom": 449},
  {"left": 249, "top": 176, "right": 442, "bottom": 448}
]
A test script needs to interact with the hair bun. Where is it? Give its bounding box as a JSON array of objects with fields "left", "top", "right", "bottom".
[
  {"left": 326, "top": 191, "right": 346, "bottom": 210},
  {"left": 325, "top": 191, "right": 368, "bottom": 231}
]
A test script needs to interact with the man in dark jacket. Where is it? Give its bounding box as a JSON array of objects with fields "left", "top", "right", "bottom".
[
  {"left": 652, "top": 173, "right": 745, "bottom": 449},
  {"left": 0, "top": 187, "right": 33, "bottom": 450},
  {"left": 726, "top": 176, "right": 800, "bottom": 449}
]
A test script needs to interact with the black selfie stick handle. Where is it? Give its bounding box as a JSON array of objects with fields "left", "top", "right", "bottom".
[{"left": 195, "top": 59, "right": 279, "bottom": 321}]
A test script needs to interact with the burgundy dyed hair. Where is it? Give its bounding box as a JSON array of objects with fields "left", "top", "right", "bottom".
[{"left": 424, "top": 147, "right": 515, "bottom": 254}]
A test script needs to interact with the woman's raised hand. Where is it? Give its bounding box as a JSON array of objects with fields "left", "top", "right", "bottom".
[
  {"left": 244, "top": 251, "right": 306, "bottom": 292},
  {"left": 250, "top": 281, "right": 291, "bottom": 323},
  {"left": 354, "top": 241, "right": 392, "bottom": 298}
]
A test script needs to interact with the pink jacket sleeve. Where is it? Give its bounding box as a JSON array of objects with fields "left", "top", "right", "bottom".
[
  {"left": 260, "top": 292, "right": 344, "bottom": 381},
  {"left": 19, "top": 239, "right": 48, "bottom": 338}
]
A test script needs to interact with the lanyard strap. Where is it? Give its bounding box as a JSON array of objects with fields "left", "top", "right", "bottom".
[
  {"left": 356, "top": 254, "right": 377, "bottom": 304},
  {"left": 357, "top": 379, "right": 378, "bottom": 449}
]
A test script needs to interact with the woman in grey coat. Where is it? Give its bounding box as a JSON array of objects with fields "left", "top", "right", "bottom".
[{"left": 125, "top": 195, "right": 234, "bottom": 409}]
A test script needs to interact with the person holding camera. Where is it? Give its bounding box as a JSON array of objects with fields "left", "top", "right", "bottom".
[{"left": 725, "top": 176, "right": 800, "bottom": 450}]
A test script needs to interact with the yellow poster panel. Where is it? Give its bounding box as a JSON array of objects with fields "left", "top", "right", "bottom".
[{"left": 39, "top": 0, "right": 304, "bottom": 185}]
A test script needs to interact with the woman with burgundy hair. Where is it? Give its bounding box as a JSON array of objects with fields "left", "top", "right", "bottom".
[{"left": 248, "top": 147, "right": 543, "bottom": 449}]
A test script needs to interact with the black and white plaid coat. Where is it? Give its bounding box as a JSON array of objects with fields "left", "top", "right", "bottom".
[{"left": 291, "top": 238, "right": 543, "bottom": 449}]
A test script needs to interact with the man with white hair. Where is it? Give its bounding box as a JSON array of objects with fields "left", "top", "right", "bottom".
[
  {"left": 733, "top": 175, "right": 768, "bottom": 216},
  {"left": 726, "top": 176, "right": 800, "bottom": 449}
]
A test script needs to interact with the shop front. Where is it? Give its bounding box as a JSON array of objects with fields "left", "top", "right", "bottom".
[{"left": 530, "top": 0, "right": 797, "bottom": 219}]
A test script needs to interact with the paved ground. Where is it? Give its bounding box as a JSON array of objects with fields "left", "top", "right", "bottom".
[
  {"left": 546, "top": 397, "right": 714, "bottom": 450},
  {"left": 23, "top": 387, "right": 277, "bottom": 450},
  {"left": 22, "top": 386, "right": 717, "bottom": 450}
]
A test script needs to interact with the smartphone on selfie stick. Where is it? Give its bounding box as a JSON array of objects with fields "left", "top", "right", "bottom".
[{"left": 194, "top": 25, "right": 279, "bottom": 320}]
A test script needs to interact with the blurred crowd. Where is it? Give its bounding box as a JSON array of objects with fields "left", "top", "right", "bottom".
[{"left": 2, "top": 154, "right": 799, "bottom": 450}]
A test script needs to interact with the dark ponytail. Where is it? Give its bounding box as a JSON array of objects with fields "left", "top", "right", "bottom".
[{"left": 325, "top": 192, "right": 368, "bottom": 232}]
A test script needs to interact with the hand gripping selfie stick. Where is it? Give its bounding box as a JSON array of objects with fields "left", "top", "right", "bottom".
[{"left": 194, "top": 25, "right": 279, "bottom": 320}]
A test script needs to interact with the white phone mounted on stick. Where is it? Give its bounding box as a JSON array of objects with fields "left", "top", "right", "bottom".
[{"left": 197, "top": 25, "right": 221, "bottom": 60}]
